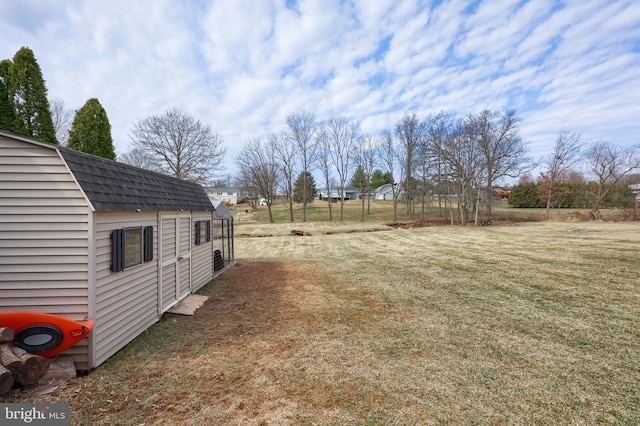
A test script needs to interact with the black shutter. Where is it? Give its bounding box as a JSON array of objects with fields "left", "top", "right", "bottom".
[
  {"left": 110, "top": 229, "right": 125, "bottom": 272},
  {"left": 195, "top": 221, "right": 201, "bottom": 245},
  {"left": 143, "top": 226, "right": 154, "bottom": 262},
  {"left": 206, "top": 220, "right": 211, "bottom": 242}
]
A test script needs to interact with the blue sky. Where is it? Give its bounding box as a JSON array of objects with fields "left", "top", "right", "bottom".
[{"left": 1, "top": 0, "right": 639, "bottom": 176}]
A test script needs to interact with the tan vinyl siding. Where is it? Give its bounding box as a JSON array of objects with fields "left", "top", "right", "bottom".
[
  {"left": 178, "top": 216, "right": 191, "bottom": 298},
  {"left": 192, "top": 213, "right": 214, "bottom": 292},
  {"left": 0, "top": 136, "right": 91, "bottom": 369},
  {"left": 93, "top": 212, "right": 158, "bottom": 367}
]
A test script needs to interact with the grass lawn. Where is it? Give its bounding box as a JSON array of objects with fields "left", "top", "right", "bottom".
[{"left": 4, "top": 217, "right": 639, "bottom": 424}]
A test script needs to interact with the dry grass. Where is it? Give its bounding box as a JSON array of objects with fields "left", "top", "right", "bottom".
[
  {"left": 4, "top": 222, "right": 640, "bottom": 425},
  {"left": 229, "top": 197, "right": 636, "bottom": 226}
]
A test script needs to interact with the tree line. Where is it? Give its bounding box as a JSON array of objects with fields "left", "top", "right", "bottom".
[
  {"left": 512, "top": 132, "right": 640, "bottom": 219},
  {"left": 236, "top": 110, "right": 535, "bottom": 225},
  {"left": 236, "top": 110, "right": 639, "bottom": 224}
]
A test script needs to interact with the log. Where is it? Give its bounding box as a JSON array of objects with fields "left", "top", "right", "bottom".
[
  {"left": 0, "top": 343, "right": 22, "bottom": 374},
  {"left": 39, "top": 356, "right": 76, "bottom": 384},
  {"left": 0, "top": 363, "right": 14, "bottom": 395},
  {"left": 11, "top": 347, "right": 52, "bottom": 386},
  {"left": 0, "top": 327, "right": 14, "bottom": 343}
]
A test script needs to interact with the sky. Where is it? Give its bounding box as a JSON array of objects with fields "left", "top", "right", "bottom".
[{"left": 1, "top": 0, "right": 639, "bottom": 178}]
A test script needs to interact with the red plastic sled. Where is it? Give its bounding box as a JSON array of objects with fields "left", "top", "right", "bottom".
[{"left": 0, "top": 311, "right": 93, "bottom": 358}]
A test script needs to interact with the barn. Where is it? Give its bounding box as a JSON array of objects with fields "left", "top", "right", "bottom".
[{"left": 0, "top": 130, "right": 233, "bottom": 370}]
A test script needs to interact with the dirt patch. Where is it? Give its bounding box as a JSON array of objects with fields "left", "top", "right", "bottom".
[
  {"left": 386, "top": 216, "right": 542, "bottom": 228},
  {"left": 387, "top": 218, "right": 450, "bottom": 228},
  {"left": 4, "top": 262, "right": 330, "bottom": 425}
]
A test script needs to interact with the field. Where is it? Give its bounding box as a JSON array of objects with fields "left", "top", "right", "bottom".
[{"left": 4, "top": 203, "right": 640, "bottom": 424}]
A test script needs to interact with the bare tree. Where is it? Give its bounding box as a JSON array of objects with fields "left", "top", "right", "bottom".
[
  {"left": 316, "top": 125, "right": 334, "bottom": 221},
  {"left": 118, "top": 147, "right": 162, "bottom": 171},
  {"left": 539, "top": 131, "right": 582, "bottom": 219},
  {"left": 378, "top": 130, "right": 401, "bottom": 222},
  {"left": 395, "top": 113, "right": 425, "bottom": 219},
  {"left": 287, "top": 111, "right": 318, "bottom": 222},
  {"left": 468, "top": 109, "right": 529, "bottom": 217},
  {"left": 352, "top": 135, "right": 377, "bottom": 220},
  {"left": 325, "top": 116, "right": 359, "bottom": 221},
  {"left": 583, "top": 141, "right": 640, "bottom": 220},
  {"left": 431, "top": 118, "right": 484, "bottom": 225},
  {"left": 235, "top": 138, "right": 280, "bottom": 223},
  {"left": 130, "top": 108, "right": 226, "bottom": 184},
  {"left": 50, "top": 97, "right": 73, "bottom": 146},
  {"left": 425, "top": 111, "right": 456, "bottom": 218},
  {"left": 270, "top": 132, "right": 297, "bottom": 222}
]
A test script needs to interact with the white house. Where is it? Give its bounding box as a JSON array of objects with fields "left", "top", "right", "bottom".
[
  {"left": 630, "top": 183, "right": 640, "bottom": 204},
  {"left": 206, "top": 187, "right": 242, "bottom": 205}
]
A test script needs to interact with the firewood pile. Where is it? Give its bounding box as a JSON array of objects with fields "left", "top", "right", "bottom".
[{"left": 0, "top": 326, "right": 58, "bottom": 395}]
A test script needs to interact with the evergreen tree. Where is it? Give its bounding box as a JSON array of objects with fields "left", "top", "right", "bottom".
[
  {"left": 371, "top": 169, "right": 392, "bottom": 188},
  {"left": 9, "top": 47, "right": 57, "bottom": 144},
  {"left": 0, "top": 59, "right": 15, "bottom": 132},
  {"left": 293, "top": 171, "right": 317, "bottom": 204},
  {"left": 508, "top": 182, "right": 543, "bottom": 208},
  {"left": 68, "top": 98, "right": 115, "bottom": 159},
  {"left": 351, "top": 165, "right": 368, "bottom": 190}
]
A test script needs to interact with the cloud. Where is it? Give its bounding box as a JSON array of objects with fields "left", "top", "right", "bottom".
[{"left": 0, "top": 0, "right": 638, "bottom": 173}]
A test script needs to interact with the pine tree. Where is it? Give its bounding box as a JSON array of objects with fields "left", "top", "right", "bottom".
[
  {"left": 371, "top": 169, "right": 392, "bottom": 189},
  {"left": 0, "top": 59, "right": 16, "bottom": 132},
  {"left": 9, "top": 47, "right": 57, "bottom": 144},
  {"left": 293, "top": 171, "right": 317, "bottom": 204},
  {"left": 351, "top": 166, "right": 368, "bottom": 190},
  {"left": 68, "top": 98, "right": 115, "bottom": 159}
]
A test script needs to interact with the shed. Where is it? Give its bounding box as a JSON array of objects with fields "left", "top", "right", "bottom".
[
  {"left": 0, "top": 130, "right": 233, "bottom": 369},
  {"left": 211, "top": 199, "right": 234, "bottom": 272},
  {"left": 374, "top": 183, "right": 394, "bottom": 200}
]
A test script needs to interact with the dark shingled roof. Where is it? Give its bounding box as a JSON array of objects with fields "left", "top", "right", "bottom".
[{"left": 58, "top": 147, "right": 214, "bottom": 212}]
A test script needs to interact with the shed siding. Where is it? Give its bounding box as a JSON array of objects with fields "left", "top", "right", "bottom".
[
  {"left": 93, "top": 212, "right": 158, "bottom": 367},
  {"left": 0, "top": 136, "right": 91, "bottom": 369},
  {"left": 178, "top": 216, "right": 191, "bottom": 298},
  {"left": 192, "top": 213, "right": 214, "bottom": 292}
]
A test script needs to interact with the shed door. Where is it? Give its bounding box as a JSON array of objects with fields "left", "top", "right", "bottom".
[
  {"left": 159, "top": 214, "right": 192, "bottom": 313},
  {"left": 177, "top": 216, "right": 192, "bottom": 300}
]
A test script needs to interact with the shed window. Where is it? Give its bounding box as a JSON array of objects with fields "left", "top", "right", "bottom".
[
  {"left": 195, "top": 220, "right": 211, "bottom": 245},
  {"left": 124, "top": 227, "right": 143, "bottom": 268},
  {"left": 111, "top": 226, "right": 153, "bottom": 272}
]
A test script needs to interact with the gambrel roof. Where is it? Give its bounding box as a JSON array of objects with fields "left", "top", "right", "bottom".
[
  {"left": 1, "top": 130, "right": 213, "bottom": 212},
  {"left": 58, "top": 147, "right": 213, "bottom": 212}
]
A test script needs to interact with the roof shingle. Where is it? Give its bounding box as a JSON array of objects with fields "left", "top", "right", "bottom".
[{"left": 58, "top": 147, "right": 213, "bottom": 212}]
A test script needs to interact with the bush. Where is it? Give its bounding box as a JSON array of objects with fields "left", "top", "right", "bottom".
[{"left": 508, "top": 183, "right": 544, "bottom": 208}]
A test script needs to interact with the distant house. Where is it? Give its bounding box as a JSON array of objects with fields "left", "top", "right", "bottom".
[
  {"left": 374, "top": 183, "right": 395, "bottom": 200},
  {"left": 630, "top": 183, "right": 640, "bottom": 204},
  {"left": 493, "top": 186, "right": 512, "bottom": 199},
  {"left": 0, "top": 131, "right": 233, "bottom": 369},
  {"left": 206, "top": 187, "right": 243, "bottom": 205},
  {"left": 318, "top": 189, "right": 360, "bottom": 202}
]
